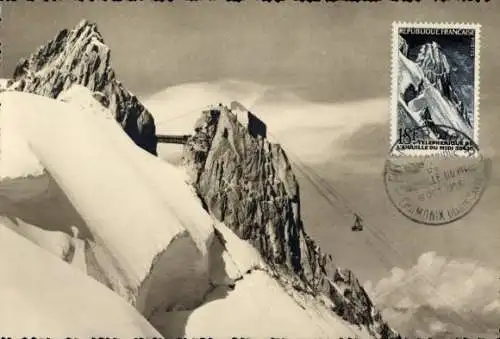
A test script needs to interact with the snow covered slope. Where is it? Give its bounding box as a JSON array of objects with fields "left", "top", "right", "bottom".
[
  {"left": 153, "top": 222, "right": 375, "bottom": 339},
  {"left": 0, "top": 223, "right": 162, "bottom": 338},
  {"left": 0, "top": 88, "right": 385, "bottom": 338},
  {"left": 398, "top": 52, "right": 472, "bottom": 136},
  {"left": 0, "top": 89, "right": 214, "bottom": 320},
  {"left": 158, "top": 271, "right": 371, "bottom": 339},
  {"left": 0, "top": 215, "right": 85, "bottom": 270}
]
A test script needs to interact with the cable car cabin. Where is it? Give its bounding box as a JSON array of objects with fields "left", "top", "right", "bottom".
[
  {"left": 351, "top": 214, "right": 363, "bottom": 232},
  {"left": 231, "top": 101, "right": 267, "bottom": 139}
]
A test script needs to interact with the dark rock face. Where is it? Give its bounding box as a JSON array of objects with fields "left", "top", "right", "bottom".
[
  {"left": 416, "top": 42, "right": 452, "bottom": 94},
  {"left": 182, "top": 104, "right": 399, "bottom": 339},
  {"left": 9, "top": 19, "right": 157, "bottom": 155},
  {"left": 399, "top": 35, "right": 409, "bottom": 57},
  {"left": 415, "top": 42, "right": 469, "bottom": 126}
]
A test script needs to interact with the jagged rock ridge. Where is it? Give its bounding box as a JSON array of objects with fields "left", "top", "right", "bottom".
[
  {"left": 8, "top": 19, "right": 157, "bottom": 155},
  {"left": 181, "top": 103, "right": 399, "bottom": 338},
  {"left": 412, "top": 40, "right": 470, "bottom": 127}
]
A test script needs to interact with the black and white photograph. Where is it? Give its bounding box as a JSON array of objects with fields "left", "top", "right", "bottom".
[{"left": 0, "top": 2, "right": 498, "bottom": 339}]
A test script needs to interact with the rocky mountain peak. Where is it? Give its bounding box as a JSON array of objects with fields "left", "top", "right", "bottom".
[
  {"left": 416, "top": 42, "right": 451, "bottom": 91},
  {"left": 414, "top": 41, "right": 469, "bottom": 126},
  {"left": 181, "top": 102, "right": 399, "bottom": 339},
  {"left": 75, "top": 19, "right": 101, "bottom": 35},
  {"left": 9, "top": 20, "right": 157, "bottom": 155}
]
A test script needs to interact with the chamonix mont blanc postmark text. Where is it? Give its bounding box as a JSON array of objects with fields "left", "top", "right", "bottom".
[{"left": 384, "top": 125, "right": 490, "bottom": 225}]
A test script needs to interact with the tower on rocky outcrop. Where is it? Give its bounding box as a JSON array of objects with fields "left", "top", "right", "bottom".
[
  {"left": 181, "top": 105, "right": 399, "bottom": 338},
  {"left": 230, "top": 100, "right": 267, "bottom": 139}
]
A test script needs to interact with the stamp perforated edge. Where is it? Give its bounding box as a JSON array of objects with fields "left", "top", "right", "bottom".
[{"left": 389, "top": 21, "right": 482, "bottom": 158}]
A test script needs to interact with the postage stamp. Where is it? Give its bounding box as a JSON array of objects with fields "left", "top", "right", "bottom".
[{"left": 390, "top": 22, "right": 481, "bottom": 157}]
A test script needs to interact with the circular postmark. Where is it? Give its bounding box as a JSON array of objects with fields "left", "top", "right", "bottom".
[{"left": 384, "top": 125, "right": 491, "bottom": 225}]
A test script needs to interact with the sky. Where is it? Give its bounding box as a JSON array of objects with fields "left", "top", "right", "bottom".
[
  {"left": 1, "top": 3, "right": 499, "bottom": 336},
  {"left": 1, "top": 1, "right": 500, "bottom": 102}
]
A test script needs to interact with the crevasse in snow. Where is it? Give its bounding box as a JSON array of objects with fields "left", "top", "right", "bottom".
[{"left": 0, "top": 87, "right": 382, "bottom": 338}]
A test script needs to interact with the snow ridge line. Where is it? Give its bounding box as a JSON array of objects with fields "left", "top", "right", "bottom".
[
  {"left": 196, "top": 226, "right": 325, "bottom": 332},
  {"left": 18, "top": 140, "right": 138, "bottom": 301},
  {"left": 208, "top": 237, "right": 339, "bottom": 339},
  {"left": 210, "top": 219, "right": 335, "bottom": 335}
]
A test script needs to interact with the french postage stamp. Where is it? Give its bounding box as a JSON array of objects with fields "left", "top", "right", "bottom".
[{"left": 390, "top": 22, "right": 481, "bottom": 157}]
